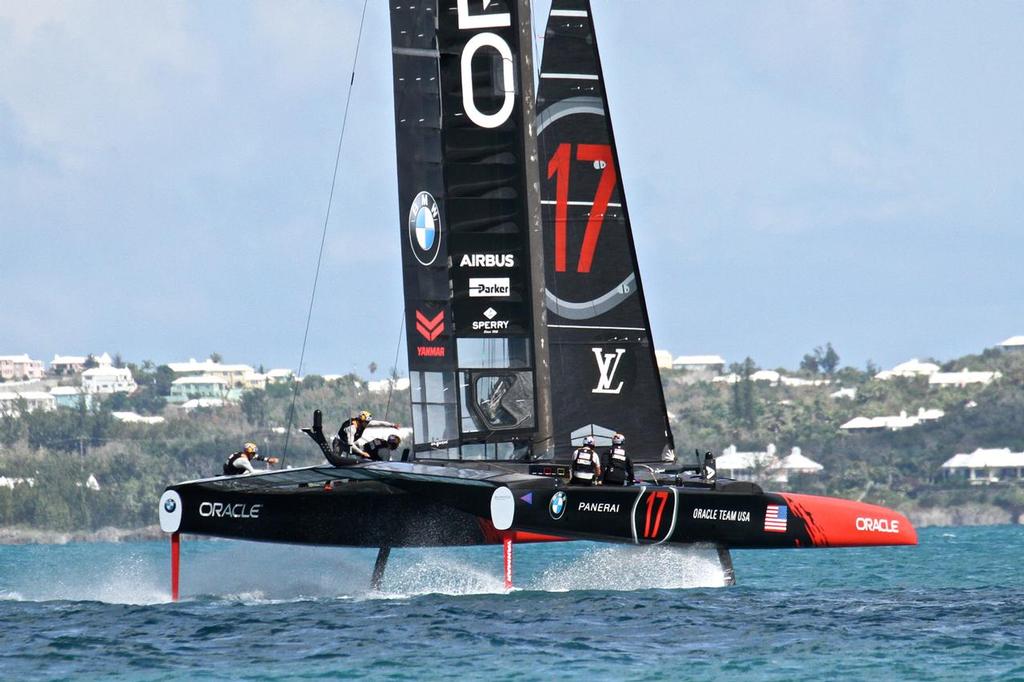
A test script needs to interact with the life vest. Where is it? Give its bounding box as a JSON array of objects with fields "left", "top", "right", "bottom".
[
  {"left": 604, "top": 446, "right": 631, "bottom": 484},
  {"left": 571, "top": 447, "right": 599, "bottom": 482},
  {"left": 338, "top": 418, "right": 367, "bottom": 448},
  {"left": 223, "top": 451, "right": 246, "bottom": 476}
]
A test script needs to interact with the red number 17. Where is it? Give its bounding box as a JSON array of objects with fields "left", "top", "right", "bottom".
[{"left": 547, "top": 143, "right": 617, "bottom": 273}]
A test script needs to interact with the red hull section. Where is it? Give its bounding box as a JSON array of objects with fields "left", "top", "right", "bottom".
[{"left": 781, "top": 493, "right": 917, "bottom": 547}]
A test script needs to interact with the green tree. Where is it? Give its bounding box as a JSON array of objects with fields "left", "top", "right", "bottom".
[
  {"left": 800, "top": 353, "right": 819, "bottom": 374},
  {"left": 241, "top": 390, "right": 268, "bottom": 427},
  {"left": 818, "top": 342, "right": 840, "bottom": 375},
  {"left": 210, "top": 352, "right": 223, "bottom": 364}
]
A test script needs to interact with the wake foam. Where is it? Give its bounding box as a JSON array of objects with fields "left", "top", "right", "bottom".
[
  {"left": 530, "top": 544, "right": 728, "bottom": 591},
  {"left": 0, "top": 541, "right": 730, "bottom": 605}
]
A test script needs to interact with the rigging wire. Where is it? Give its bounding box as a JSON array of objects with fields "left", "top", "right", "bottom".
[
  {"left": 383, "top": 313, "right": 405, "bottom": 422},
  {"left": 280, "top": 0, "right": 371, "bottom": 469}
]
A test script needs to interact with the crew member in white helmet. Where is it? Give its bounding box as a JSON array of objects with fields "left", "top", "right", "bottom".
[
  {"left": 570, "top": 436, "right": 602, "bottom": 485},
  {"left": 602, "top": 433, "right": 634, "bottom": 485}
]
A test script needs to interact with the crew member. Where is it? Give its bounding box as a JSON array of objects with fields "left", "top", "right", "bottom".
[
  {"left": 361, "top": 434, "right": 402, "bottom": 461},
  {"left": 570, "top": 436, "right": 602, "bottom": 485},
  {"left": 334, "top": 411, "right": 400, "bottom": 460},
  {"left": 602, "top": 433, "right": 634, "bottom": 486},
  {"left": 223, "top": 442, "right": 278, "bottom": 476},
  {"left": 335, "top": 410, "right": 375, "bottom": 459}
]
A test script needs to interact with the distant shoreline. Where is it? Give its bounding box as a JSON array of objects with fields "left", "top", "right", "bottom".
[
  {"left": 2, "top": 508, "right": 1021, "bottom": 545},
  {"left": 0, "top": 525, "right": 165, "bottom": 545}
]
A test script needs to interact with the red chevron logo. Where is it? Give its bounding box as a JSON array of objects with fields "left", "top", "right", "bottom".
[{"left": 415, "top": 310, "right": 445, "bottom": 341}]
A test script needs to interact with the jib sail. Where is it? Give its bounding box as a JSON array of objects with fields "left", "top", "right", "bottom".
[
  {"left": 389, "top": 0, "right": 551, "bottom": 460},
  {"left": 536, "top": 0, "right": 675, "bottom": 462}
]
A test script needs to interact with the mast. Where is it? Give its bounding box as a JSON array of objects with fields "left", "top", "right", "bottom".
[{"left": 516, "top": 0, "right": 553, "bottom": 458}]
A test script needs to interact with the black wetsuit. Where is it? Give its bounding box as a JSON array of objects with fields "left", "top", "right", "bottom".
[{"left": 602, "top": 445, "right": 634, "bottom": 485}]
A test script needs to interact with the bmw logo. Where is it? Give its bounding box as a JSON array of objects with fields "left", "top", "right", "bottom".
[
  {"left": 408, "top": 191, "right": 441, "bottom": 266},
  {"left": 163, "top": 498, "right": 177, "bottom": 513},
  {"left": 549, "top": 491, "right": 567, "bottom": 520}
]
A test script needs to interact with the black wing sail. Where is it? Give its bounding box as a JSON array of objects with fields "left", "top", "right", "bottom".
[
  {"left": 537, "top": 0, "right": 675, "bottom": 462},
  {"left": 390, "top": 1, "right": 550, "bottom": 461}
]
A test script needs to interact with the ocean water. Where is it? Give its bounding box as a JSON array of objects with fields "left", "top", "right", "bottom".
[{"left": 1, "top": 525, "right": 1021, "bottom": 680}]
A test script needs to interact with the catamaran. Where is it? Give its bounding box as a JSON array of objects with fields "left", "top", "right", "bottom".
[{"left": 158, "top": 0, "right": 915, "bottom": 600}]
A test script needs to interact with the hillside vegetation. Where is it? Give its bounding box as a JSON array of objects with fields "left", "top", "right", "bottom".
[{"left": 1, "top": 348, "right": 1022, "bottom": 532}]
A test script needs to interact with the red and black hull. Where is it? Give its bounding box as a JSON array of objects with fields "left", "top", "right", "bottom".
[{"left": 159, "top": 464, "right": 916, "bottom": 550}]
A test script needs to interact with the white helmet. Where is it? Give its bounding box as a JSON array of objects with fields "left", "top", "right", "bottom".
[
  {"left": 612, "top": 433, "right": 625, "bottom": 446},
  {"left": 582, "top": 435, "right": 595, "bottom": 447}
]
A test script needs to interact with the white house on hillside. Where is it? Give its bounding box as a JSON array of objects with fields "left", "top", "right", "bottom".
[
  {"left": 0, "top": 391, "right": 56, "bottom": 416},
  {"left": 941, "top": 448, "right": 1024, "bottom": 483},
  {"left": 82, "top": 365, "right": 137, "bottom": 394},
  {"left": 0, "top": 354, "right": 44, "bottom": 381},
  {"left": 840, "top": 407, "right": 944, "bottom": 432},
  {"left": 716, "top": 444, "right": 823, "bottom": 484},
  {"left": 265, "top": 368, "right": 295, "bottom": 384},
  {"left": 169, "top": 375, "right": 230, "bottom": 403},
  {"left": 928, "top": 369, "right": 1001, "bottom": 387},
  {"left": 874, "top": 358, "right": 941, "bottom": 381},
  {"left": 168, "top": 359, "right": 263, "bottom": 389},
  {"left": 654, "top": 350, "right": 674, "bottom": 370},
  {"left": 50, "top": 354, "right": 88, "bottom": 375},
  {"left": 672, "top": 355, "right": 725, "bottom": 382},
  {"left": 999, "top": 336, "right": 1024, "bottom": 352}
]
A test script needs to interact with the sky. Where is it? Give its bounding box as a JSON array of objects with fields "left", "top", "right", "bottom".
[{"left": 1, "top": 1, "right": 1022, "bottom": 376}]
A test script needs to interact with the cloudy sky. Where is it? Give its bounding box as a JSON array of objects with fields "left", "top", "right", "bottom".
[{"left": 2, "top": 1, "right": 1021, "bottom": 375}]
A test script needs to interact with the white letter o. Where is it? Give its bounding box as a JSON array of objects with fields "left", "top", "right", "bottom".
[{"left": 461, "top": 32, "right": 515, "bottom": 129}]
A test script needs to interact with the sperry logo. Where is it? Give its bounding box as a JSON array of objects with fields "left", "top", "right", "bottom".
[
  {"left": 592, "top": 348, "right": 626, "bottom": 394},
  {"left": 415, "top": 310, "right": 445, "bottom": 341}
]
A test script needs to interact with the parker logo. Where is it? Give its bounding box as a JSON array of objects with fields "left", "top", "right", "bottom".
[
  {"left": 592, "top": 347, "right": 626, "bottom": 394},
  {"left": 469, "top": 277, "right": 510, "bottom": 297},
  {"left": 415, "top": 310, "right": 445, "bottom": 341},
  {"left": 460, "top": 253, "right": 515, "bottom": 268}
]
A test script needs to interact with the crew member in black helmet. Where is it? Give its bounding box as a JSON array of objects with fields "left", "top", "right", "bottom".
[
  {"left": 223, "top": 442, "right": 278, "bottom": 476},
  {"left": 602, "top": 433, "right": 634, "bottom": 486},
  {"left": 570, "top": 435, "right": 602, "bottom": 485},
  {"left": 361, "top": 434, "right": 402, "bottom": 461}
]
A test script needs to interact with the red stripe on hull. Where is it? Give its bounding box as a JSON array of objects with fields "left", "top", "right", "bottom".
[{"left": 781, "top": 493, "right": 917, "bottom": 547}]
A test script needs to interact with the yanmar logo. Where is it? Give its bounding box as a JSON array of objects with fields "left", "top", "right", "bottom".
[
  {"left": 856, "top": 516, "right": 901, "bottom": 534},
  {"left": 199, "top": 501, "right": 262, "bottom": 519},
  {"left": 415, "top": 310, "right": 445, "bottom": 341}
]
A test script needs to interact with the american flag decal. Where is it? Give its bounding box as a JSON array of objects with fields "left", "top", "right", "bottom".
[{"left": 764, "top": 504, "right": 788, "bottom": 533}]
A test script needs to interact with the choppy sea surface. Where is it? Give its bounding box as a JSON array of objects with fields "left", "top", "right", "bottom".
[{"left": 1, "top": 525, "right": 1021, "bottom": 680}]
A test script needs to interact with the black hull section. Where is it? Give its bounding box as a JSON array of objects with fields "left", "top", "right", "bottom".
[
  {"left": 160, "top": 464, "right": 916, "bottom": 549},
  {"left": 167, "top": 480, "right": 489, "bottom": 548}
]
